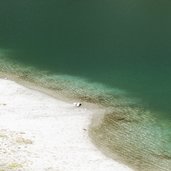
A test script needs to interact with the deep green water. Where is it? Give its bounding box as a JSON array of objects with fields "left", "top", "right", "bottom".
[{"left": 0, "top": 0, "right": 171, "bottom": 170}]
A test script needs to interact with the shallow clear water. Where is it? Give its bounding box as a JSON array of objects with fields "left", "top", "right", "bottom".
[{"left": 0, "top": 0, "right": 171, "bottom": 170}]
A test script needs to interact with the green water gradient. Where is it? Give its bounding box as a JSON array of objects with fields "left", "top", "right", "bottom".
[
  {"left": 0, "top": 0, "right": 171, "bottom": 115},
  {"left": 0, "top": 0, "right": 171, "bottom": 170}
]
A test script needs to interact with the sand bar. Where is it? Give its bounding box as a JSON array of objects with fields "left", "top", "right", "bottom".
[{"left": 0, "top": 78, "right": 133, "bottom": 171}]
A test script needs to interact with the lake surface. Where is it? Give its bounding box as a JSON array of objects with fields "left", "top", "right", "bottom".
[{"left": 0, "top": 0, "right": 171, "bottom": 170}]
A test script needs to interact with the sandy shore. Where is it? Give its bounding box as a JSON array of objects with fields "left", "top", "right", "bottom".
[{"left": 0, "top": 78, "right": 133, "bottom": 171}]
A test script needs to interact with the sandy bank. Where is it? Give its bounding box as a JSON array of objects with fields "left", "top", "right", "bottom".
[{"left": 0, "top": 78, "right": 133, "bottom": 171}]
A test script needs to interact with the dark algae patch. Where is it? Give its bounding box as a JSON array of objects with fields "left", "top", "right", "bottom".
[{"left": 90, "top": 107, "right": 171, "bottom": 171}]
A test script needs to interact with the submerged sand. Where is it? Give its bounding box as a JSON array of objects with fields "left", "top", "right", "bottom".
[{"left": 0, "top": 78, "right": 133, "bottom": 171}]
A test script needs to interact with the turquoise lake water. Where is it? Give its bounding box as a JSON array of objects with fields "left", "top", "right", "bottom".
[{"left": 0, "top": 0, "right": 171, "bottom": 170}]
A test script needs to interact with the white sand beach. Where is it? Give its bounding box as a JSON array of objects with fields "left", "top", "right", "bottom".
[{"left": 0, "top": 78, "right": 133, "bottom": 171}]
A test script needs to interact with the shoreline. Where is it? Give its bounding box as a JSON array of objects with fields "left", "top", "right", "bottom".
[{"left": 0, "top": 78, "right": 133, "bottom": 171}]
